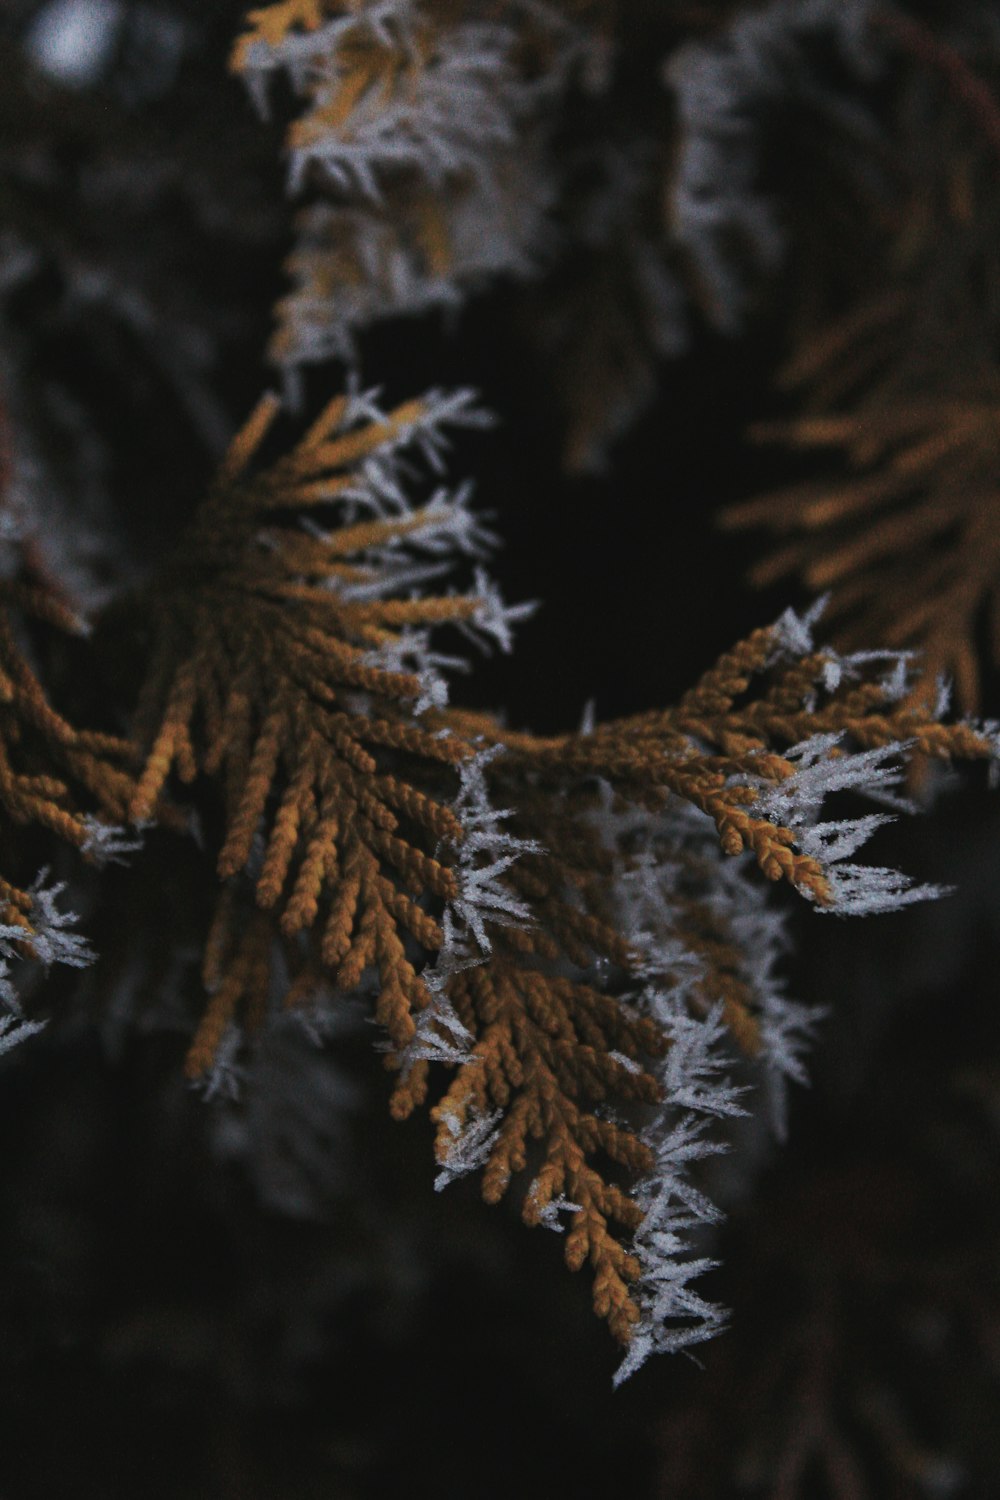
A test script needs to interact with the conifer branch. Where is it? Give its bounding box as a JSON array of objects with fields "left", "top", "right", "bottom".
[
  {"left": 129, "top": 386, "right": 509, "bottom": 1075},
  {"left": 0, "top": 393, "right": 138, "bottom": 997},
  {"left": 128, "top": 379, "right": 998, "bottom": 1365},
  {"left": 722, "top": 14, "right": 1000, "bottom": 712}
]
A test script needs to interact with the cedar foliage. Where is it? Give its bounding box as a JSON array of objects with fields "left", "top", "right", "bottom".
[{"left": 4, "top": 1, "right": 1000, "bottom": 1494}]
